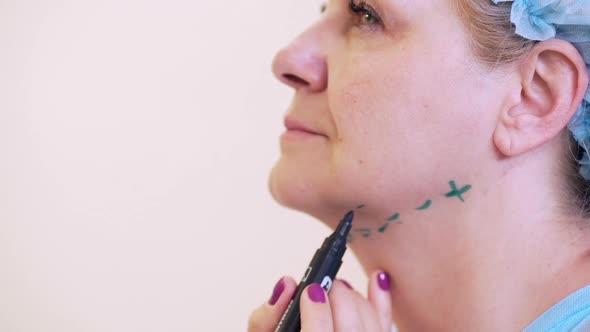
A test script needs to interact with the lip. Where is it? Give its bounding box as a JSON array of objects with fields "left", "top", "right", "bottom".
[{"left": 283, "top": 116, "right": 326, "bottom": 137}]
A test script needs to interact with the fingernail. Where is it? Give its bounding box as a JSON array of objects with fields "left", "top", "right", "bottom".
[
  {"left": 307, "top": 283, "right": 326, "bottom": 303},
  {"left": 377, "top": 272, "right": 391, "bottom": 291},
  {"left": 268, "top": 277, "right": 285, "bottom": 305},
  {"left": 339, "top": 279, "right": 353, "bottom": 290}
]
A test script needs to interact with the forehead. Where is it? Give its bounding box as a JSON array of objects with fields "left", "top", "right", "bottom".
[{"left": 389, "top": 0, "right": 456, "bottom": 18}]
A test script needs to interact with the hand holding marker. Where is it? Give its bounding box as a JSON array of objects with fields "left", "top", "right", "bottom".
[{"left": 274, "top": 211, "right": 354, "bottom": 332}]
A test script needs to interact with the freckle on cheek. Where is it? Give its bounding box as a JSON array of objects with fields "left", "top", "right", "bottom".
[{"left": 342, "top": 86, "right": 361, "bottom": 108}]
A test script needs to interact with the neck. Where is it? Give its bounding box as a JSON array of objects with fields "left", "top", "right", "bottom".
[{"left": 319, "top": 164, "right": 590, "bottom": 331}]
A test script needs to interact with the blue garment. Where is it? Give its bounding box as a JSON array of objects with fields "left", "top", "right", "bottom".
[
  {"left": 524, "top": 284, "right": 590, "bottom": 331},
  {"left": 390, "top": 286, "right": 590, "bottom": 331}
]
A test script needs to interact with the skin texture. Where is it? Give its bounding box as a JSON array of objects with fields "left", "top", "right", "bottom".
[{"left": 254, "top": 0, "right": 590, "bottom": 330}]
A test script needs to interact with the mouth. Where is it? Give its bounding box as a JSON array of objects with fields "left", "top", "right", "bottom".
[
  {"left": 283, "top": 116, "right": 326, "bottom": 137},
  {"left": 286, "top": 127, "right": 321, "bottom": 135}
]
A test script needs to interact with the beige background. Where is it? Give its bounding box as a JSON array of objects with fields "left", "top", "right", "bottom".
[{"left": 0, "top": 0, "right": 367, "bottom": 331}]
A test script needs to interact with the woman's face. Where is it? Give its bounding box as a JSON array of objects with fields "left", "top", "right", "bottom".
[{"left": 269, "top": 0, "right": 505, "bottom": 219}]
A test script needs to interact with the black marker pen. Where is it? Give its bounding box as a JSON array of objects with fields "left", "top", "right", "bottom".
[{"left": 275, "top": 210, "right": 354, "bottom": 332}]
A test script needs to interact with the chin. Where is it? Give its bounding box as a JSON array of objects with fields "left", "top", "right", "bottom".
[
  {"left": 267, "top": 158, "right": 361, "bottom": 224},
  {"left": 268, "top": 161, "right": 318, "bottom": 212}
]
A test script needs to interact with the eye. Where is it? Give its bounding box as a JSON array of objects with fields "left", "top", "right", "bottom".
[{"left": 348, "top": 0, "right": 382, "bottom": 27}]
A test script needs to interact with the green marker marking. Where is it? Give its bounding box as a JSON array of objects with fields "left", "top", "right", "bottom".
[
  {"left": 387, "top": 213, "right": 400, "bottom": 221},
  {"left": 356, "top": 204, "right": 366, "bottom": 209},
  {"left": 444, "top": 180, "right": 472, "bottom": 202},
  {"left": 416, "top": 200, "right": 432, "bottom": 210},
  {"left": 378, "top": 223, "right": 389, "bottom": 233},
  {"left": 353, "top": 228, "right": 371, "bottom": 238}
]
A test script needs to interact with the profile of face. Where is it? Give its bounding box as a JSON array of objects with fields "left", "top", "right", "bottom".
[{"left": 269, "top": 0, "right": 508, "bottom": 222}]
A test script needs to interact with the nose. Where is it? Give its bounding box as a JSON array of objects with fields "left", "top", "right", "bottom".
[{"left": 271, "top": 29, "right": 328, "bottom": 93}]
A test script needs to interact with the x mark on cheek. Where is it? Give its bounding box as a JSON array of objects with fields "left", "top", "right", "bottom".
[
  {"left": 444, "top": 180, "right": 472, "bottom": 202},
  {"left": 348, "top": 179, "right": 473, "bottom": 242}
]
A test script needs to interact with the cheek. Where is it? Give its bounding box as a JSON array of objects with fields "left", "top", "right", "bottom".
[
  {"left": 331, "top": 48, "right": 442, "bottom": 142},
  {"left": 326, "top": 69, "right": 423, "bottom": 204},
  {"left": 327, "top": 53, "right": 490, "bottom": 194},
  {"left": 329, "top": 59, "right": 421, "bottom": 164}
]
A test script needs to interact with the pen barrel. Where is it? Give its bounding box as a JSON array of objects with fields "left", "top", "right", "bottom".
[{"left": 274, "top": 249, "right": 344, "bottom": 332}]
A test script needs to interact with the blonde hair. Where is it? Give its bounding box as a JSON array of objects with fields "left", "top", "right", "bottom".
[
  {"left": 454, "top": 0, "right": 536, "bottom": 65},
  {"left": 453, "top": 0, "right": 590, "bottom": 218}
]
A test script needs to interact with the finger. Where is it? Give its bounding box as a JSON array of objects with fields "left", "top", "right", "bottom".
[
  {"left": 330, "top": 279, "right": 384, "bottom": 331},
  {"left": 300, "top": 283, "right": 334, "bottom": 332},
  {"left": 248, "top": 276, "right": 297, "bottom": 332},
  {"left": 368, "top": 271, "right": 394, "bottom": 332},
  {"left": 328, "top": 280, "right": 366, "bottom": 331}
]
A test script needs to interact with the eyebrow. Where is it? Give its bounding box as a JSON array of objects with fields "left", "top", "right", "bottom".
[{"left": 375, "top": 0, "right": 410, "bottom": 30}]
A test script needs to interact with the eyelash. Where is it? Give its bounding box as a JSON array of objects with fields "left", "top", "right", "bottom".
[{"left": 348, "top": 0, "right": 382, "bottom": 27}]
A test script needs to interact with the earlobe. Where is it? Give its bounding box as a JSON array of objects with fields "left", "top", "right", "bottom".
[
  {"left": 493, "top": 103, "right": 540, "bottom": 156},
  {"left": 493, "top": 39, "right": 589, "bottom": 158},
  {"left": 493, "top": 122, "right": 514, "bottom": 156}
]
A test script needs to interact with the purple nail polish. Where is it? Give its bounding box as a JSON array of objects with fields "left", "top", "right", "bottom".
[
  {"left": 268, "top": 277, "right": 285, "bottom": 305},
  {"left": 340, "top": 279, "right": 353, "bottom": 290},
  {"left": 377, "top": 272, "right": 391, "bottom": 291},
  {"left": 307, "top": 284, "right": 326, "bottom": 303}
]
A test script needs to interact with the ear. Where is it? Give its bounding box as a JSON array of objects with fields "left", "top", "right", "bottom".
[{"left": 493, "top": 39, "right": 589, "bottom": 157}]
